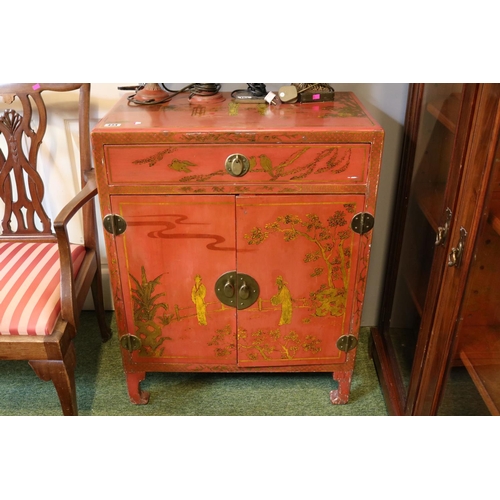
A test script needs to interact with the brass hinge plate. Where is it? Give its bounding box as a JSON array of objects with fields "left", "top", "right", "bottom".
[
  {"left": 120, "top": 334, "right": 142, "bottom": 352},
  {"left": 351, "top": 212, "right": 375, "bottom": 235},
  {"left": 103, "top": 214, "right": 127, "bottom": 235},
  {"left": 336, "top": 334, "right": 358, "bottom": 352}
]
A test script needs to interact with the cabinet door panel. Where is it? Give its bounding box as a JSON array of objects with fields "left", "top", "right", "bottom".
[
  {"left": 236, "top": 194, "right": 365, "bottom": 367},
  {"left": 111, "top": 195, "right": 237, "bottom": 366}
]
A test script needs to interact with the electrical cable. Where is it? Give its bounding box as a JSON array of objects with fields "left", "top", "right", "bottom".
[
  {"left": 187, "top": 83, "right": 221, "bottom": 99},
  {"left": 292, "top": 83, "right": 335, "bottom": 94},
  {"left": 122, "top": 83, "right": 222, "bottom": 106},
  {"left": 231, "top": 83, "right": 268, "bottom": 100}
]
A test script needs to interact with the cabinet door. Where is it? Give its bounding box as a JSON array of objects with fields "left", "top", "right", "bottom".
[
  {"left": 111, "top": 195, "right": 238, "bottom": 366},
  {"left": 110, "top": 193, "right": 367, "bottom": 370},
  {"left": 442, "top": 150, "right": 500, "bottom": 415},
  {"left": 376, "top": 84, "right": 478, "bottom": 414},
  {"left": 434, "top": 84, "right": 500, "bottom": 415},
  {"left": 236, "top": 194, "right": 366, "bottom": 368}
]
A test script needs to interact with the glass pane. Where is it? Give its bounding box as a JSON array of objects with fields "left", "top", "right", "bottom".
[
  {"left": 387, "top": 84, "right": 464, "bottom": 396},
  {"left": 439, "top": 133, "right": 500, "bottom": 416}
]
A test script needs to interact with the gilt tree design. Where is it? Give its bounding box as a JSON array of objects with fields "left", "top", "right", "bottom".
[
  {"left": 245, "top": 205, "right": 355, "bottom": 317},
  {"left": 130, "top": 266, "right": 173, "bottom": 356}
]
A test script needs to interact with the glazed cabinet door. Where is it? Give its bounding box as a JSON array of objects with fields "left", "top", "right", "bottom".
[
  {"left": 429, "top": 84, "right": 500, "bottom": 415},
  {"left": 111, "top": 194, "right": 238, "bottom": 366},
  {"left": 375, "top": 84, "right": 478, "bottom": 414}
]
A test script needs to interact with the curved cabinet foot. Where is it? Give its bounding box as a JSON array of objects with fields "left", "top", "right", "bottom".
[
  {"left": 330, "top": 370, "right": 353, "bottom": 405},
  {"left": 127, "top": 372, "right": 150, "bottom": 404}
]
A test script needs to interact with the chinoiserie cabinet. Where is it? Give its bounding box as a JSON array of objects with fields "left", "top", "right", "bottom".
[
  {"left": 91, "top": 90, "right": 384, "bottom": 405},
  {"left": 371, "top": 83, "right": 500, "bottom": 416}
]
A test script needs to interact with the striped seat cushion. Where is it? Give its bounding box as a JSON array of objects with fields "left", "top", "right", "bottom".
[{"left": 0, "top": 242, "right": 86, "bottom": 336}]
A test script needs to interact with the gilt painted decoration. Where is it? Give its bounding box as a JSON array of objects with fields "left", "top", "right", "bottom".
[{"left": 114, "top": 194, "right": 363, "bottom": 368}]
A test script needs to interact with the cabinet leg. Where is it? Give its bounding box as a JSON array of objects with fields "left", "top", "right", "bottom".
[
  {"left": 330, "top": 370, "right": 353, "bottom": 405},
  {"left": 126, "top": 372, "right": 150, "bottom": 405}
]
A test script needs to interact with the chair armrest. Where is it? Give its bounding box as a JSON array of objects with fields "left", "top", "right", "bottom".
[
  {"left": 53, "top": 169, "right": 99, "bottom": 331},
  {"left": 53, "top": 169, "right": 98, "bottom": 231}
]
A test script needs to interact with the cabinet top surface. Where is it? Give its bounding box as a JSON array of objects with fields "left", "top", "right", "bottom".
[{"left": 92, "top": 92, "right": 383, "bottom": 138}]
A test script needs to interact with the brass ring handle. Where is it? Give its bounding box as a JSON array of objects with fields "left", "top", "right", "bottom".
[
  {"left": 231, "top": 156, "right": 243, "bottom": 176},
  {"left": 215, "top": 271, "right": 259, "bottom": 309},
  {"left": 239, "top": 280, "right": 250, "bottom": 300},
  {"left": 223, "top": 278, "right": 235, "bottom": 298}
]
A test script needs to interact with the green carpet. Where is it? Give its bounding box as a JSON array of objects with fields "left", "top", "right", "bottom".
[{"left": 0, "top": 312, "right": 388, "bottom": 416}]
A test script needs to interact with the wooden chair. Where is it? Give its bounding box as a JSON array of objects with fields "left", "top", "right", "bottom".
[{"left": 0, "top": 83, "right": 112, "bottom": 415}]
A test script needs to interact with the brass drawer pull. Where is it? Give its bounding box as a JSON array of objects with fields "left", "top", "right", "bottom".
[{"left": 225, "top": 154, "right": 250, "bottom": 177}]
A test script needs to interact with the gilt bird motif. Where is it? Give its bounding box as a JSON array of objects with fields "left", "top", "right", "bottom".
[{"left": 168, "top": 159, "right": 197, "bottom": 173}]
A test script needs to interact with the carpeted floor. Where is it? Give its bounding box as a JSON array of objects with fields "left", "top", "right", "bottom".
[{"left": 0, "top": 312, "right": 388, "bottom": 416}]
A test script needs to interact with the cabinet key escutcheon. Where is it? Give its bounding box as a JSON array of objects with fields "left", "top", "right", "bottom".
[{"left": 448, "top": 227, "right": 467, "bottom": 268}]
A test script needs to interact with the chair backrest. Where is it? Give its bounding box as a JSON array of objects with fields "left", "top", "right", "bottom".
[{"left": 0, "top": 83, "right": 91, "bottom": 241}]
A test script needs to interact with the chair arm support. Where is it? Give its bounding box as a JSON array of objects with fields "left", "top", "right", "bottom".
[
  {"left": 53, "top": 169, "right": 98, "bottom": 331},
  {"left": 53, "top": 169, "right": 98, "bottom": 230}
]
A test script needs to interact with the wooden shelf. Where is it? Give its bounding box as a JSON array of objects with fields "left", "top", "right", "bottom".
[
  {"left": 426, "top": 93, "right": 461, "bottom": 133},
  {"left": 414, "top": 182, "right": 446, "bottom": 232},
  {"left": 457, "top": 326, "right": 500, "bottom": 415}
]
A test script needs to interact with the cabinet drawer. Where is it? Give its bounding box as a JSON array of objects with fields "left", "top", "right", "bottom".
[{"left": 104, "top": 143, "right": 369, "bottom": 186}]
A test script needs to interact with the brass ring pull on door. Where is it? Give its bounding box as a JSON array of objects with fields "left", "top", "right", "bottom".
[{"left": 215, "top": 271, "right": 259, "bottom": 309}]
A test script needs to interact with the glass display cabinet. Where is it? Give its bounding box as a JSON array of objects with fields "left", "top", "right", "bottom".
[{"left": 371, "top": 83, "right": 500, "bottom": 415}]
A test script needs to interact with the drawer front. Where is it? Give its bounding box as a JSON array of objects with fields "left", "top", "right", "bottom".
[{"left": 104, "top": 143, "right": 369, "bottom": 186}]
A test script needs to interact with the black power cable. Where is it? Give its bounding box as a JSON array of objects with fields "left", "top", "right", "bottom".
[{"left": 231, "top": 83, "right": 268, "bottom": 100}]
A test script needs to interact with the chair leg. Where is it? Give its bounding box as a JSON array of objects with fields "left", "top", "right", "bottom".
[
  {"left": 91, "top": 270, "right": 112, "bottom": 342},
  {"left": 29, "top": 342, "right": 78, "bottom": 416}
]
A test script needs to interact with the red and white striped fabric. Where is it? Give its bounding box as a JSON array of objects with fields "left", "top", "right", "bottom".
[{"left": 0, "top": 242, "right": 86, "bottom": 336}]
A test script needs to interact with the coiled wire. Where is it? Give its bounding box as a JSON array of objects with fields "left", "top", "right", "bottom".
[{"left": 124, "top": 83, "right": 222, "bottom": 106}]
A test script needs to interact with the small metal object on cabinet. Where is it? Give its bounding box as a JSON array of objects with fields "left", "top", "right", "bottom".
[
  {"left": 436, "top": 208, "right": 452, "bottom": 246},
  {"left": 351, "top": 213, "right": 375, "bottom": 235},
  {"left": 225, "top": 154, "right": 250, "bottom": 177},
  {"left": 337, "top": 335, "right": 358, "bottom": 352},
  {"left": 120, "top": 334, "right": 142, "bottom": 352},
  {"left": 103, "top": 214, "right": 127, "bottom": 236},
  {"left": 215, "top": 271, "right": 260, "bottom": 309},
  {"left": 448, "top": 226, "right": 467, "bottom": 267}
]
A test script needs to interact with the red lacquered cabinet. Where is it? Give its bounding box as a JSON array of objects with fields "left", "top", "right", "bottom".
[{"left": 91, "top": 91, "right": 384, "bottom": 405}]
